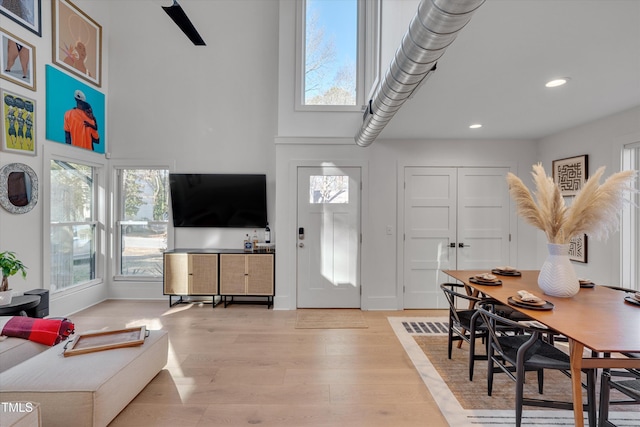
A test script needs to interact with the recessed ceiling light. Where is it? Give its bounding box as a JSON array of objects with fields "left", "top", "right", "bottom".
[
  {"left": 469, "top": 124, "right": 482, "bottom": 129},
  {"left": 545, "top": 78, "right": 569, "bottom": 88}
]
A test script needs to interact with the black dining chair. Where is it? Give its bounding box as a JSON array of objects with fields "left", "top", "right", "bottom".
[
  {"left": 597, "top": 357, "right": 640, "bottom": 427},
  {"left": 476, "top": 306, "right": 597, "bottom": 427},
  {"left": 440, "top": 282, "right": 491, "bottom": 381}
]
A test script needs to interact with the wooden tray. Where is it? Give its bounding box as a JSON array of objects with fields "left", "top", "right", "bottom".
[{"left": 64, "top": 326, "right": 147, "bottom": 357}]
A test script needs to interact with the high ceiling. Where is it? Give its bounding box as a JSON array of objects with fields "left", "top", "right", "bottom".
[{"left": 378, "top": 0, "right": 640, "bottom": 141}]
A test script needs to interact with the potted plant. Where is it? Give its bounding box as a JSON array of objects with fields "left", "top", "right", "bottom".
[{"left": 0, "top": 251, "right": 28, "bottom": 305}]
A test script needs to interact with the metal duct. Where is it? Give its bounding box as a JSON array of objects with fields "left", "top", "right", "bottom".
[{"left": 355, "top": 0, "right": 485, "bottom": 147}]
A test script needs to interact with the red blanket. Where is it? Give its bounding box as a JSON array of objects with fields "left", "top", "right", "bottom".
[{"left": 1, "top": 317, "right": 75, "bottom": 346}]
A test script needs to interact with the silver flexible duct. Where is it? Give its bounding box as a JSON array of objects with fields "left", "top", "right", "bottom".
[{"left": 355, "top": 0, "right": 485, "bottom": 147}]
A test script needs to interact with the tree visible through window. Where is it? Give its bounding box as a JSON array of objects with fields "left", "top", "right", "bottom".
[
  {"left": 50, "top": 160, "right": 96, "bottom": 292},
  {"left": 117, "top": 168, "right": 169, "bottom": 278},
  {"left": 304, "top": 0, "right": 358, "bottom": 106}
]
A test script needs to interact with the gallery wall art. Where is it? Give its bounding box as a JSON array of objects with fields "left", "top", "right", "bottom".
[
  {"left": 45, "top": 64, "right": 105, "bottom": 154},
  {"left": 1, "top": 88, "right": 37, "bottom": 156}
]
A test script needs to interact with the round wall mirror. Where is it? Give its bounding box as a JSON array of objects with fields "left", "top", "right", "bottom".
[{"left": 0, "top": 163, "right": 38, "bottom": 214}]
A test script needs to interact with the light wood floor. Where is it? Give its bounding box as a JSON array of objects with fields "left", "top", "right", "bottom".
[{"left": 70, "top": 300, "right": 450, "bottom": 427}]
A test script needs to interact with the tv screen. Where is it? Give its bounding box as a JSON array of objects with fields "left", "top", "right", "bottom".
[{"left": 169, "top": 174, "right": 267, "bottom": 228}]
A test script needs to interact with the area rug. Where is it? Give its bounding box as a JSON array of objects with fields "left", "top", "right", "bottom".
[
  {"left": 388, "top": 317, "right": 640, "bottom": 427},
  {"left": 295, "top": 309, "right": 368, "bottom": 329}
]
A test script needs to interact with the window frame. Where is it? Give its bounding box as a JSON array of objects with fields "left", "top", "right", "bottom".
[
  {"left": 112, "top": 161, "right": 173, "bottom": 282},
  {"left": 44, "top": 145, "right": 106, "bottom": 295},
  {"left": 294, "top": 0, "right": 380, "bottom": 112},
  {"left": 621, "top": 141, "right": 640, "bottom": 290}
]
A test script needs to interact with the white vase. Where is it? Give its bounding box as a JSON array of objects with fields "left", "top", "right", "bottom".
[
  {"left": 0, "top": 290, "right": 12, "bottom": 305},
  {"left": 538, "top": 243, "right": 580, "bottom": 298}
]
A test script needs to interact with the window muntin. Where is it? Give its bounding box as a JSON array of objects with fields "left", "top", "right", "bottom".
[
  {"left": 50, "top": 160, "right": 97, "bottom": 291},
  {"left": 116, "top": 168, "right": 169, "bottom": 278}
]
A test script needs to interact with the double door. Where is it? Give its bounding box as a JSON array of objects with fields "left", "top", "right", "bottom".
[{"left": 403, "top": 167, "right": 511, "bottom": 308}]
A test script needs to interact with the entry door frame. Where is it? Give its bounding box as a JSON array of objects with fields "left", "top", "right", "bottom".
[
  {"left": 286, "top": 158, "right": 369, "bottom": 309},
  {"left": 396, "top": 160, "right": 520, "bottom": 309}
]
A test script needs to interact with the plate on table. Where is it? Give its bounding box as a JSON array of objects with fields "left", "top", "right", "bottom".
[
  {"left": 511, "top": 294, "right": 547, "bottom": 307},
  {"left": 492, "top": 267, "right": 522, "bottom": 276},
  {"left": 508, "top": 296, "right": 554, "bottom": 311},
  {"left": 469, "top": 277, "right": 502, "bottom": 286},
  {"left": 579, "top": 278, "right": 595, "bottom": 288},
  {"left": 624, "top": 296, "right": 640, "bottom": 307}
]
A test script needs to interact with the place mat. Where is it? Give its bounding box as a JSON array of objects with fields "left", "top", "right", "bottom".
[
  {"left": 508, "top": 296, "right": 554, "bottom": 311},
  {"left": 295, "top": 309, "right": 368, "bottom": 329},
  {"left": 469, "top": 277, "right": 502, "bottom": 286},
  {"left": 511, "top": 294, "right": 546, "bottom": 307}
]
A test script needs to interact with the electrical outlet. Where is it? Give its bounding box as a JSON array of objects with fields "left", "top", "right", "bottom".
[{"left": 386, "top": 225, "right": 393, "bottom": 235}]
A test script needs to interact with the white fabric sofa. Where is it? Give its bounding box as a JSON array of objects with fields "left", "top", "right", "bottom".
[{"left": 0, "top": 329, "right": 168, "bottom": 427}]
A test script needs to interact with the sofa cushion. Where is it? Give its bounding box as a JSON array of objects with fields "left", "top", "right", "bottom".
[
  {"left": 0, "top": 337, "right": 49, "bottom": 373},
  {"left": 0, "top": 329, "right": 168, "bottom": 427}
]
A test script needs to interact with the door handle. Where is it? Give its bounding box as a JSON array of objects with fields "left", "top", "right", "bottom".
[
  {"left": 449, "top": 243, "right": 456, "bottom": 248},
  {"left": 458, "top": 243, "right": 470, "bottom": 248}
]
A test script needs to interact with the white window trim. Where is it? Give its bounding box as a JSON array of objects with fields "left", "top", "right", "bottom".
[
  {"left": 43, "top": 143, "right": 107, "bottom": 295},
  {"left": 110, "top": 159, "right": 174, "bottom": 282},
  {"left": 294, "top": 0, "right": 379, "bottom": 112},
  {"left": 621, "top": 141, "right": 640, "bottom": 290}
]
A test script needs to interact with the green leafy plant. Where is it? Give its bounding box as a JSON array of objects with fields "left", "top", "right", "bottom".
[{"left": 0, "top": 251, "right": 28, "bottom": 292}]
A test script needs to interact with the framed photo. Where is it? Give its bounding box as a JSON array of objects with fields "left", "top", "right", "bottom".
[
  {"left": 1, "top": 28, "right": 36, "bottom": 91},
  {"left": 1, "top": 88, "right": 36, "bottom": 156},
  {"left": 552, "top": 155, "right": 588, "bottom": 196},
  {"left": 52, "top": 0, "right": 102, "bottom": 87},
  {"left": 0, "top": 0, "right": 41, "bottom": 37},
  {"left": 569, "top": 234, "right": 588, "bottom": 263},
  {"left": 45, "top": 65, "right": 105, "bottom": 154}
]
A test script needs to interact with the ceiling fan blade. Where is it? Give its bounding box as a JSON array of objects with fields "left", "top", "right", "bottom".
[{"left": 162, "top": 2, "right": 206, "bottom": 46}]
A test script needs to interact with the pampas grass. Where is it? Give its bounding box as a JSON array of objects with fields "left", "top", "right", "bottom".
[{"left": 506, "top": 164, "right": 637, "bottom": 244}]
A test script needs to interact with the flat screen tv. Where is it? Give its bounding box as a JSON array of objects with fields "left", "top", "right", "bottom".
[{"left": 169, "top": 173, "right": 267, "bottom": 228}]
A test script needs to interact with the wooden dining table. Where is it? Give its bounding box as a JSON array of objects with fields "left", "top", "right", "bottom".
[{"left": 443, "top": 269, "right": 640, "bottom": 427}]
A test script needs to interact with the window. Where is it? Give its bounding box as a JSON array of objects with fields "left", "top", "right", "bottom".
[
  {"left": 296, "top": 0, "right": 379, "bottom": 111},
  {"left": 309, "top": 175, "right": 349, "bottom": 203},
  {"left": 50, "top": 160, "right": 97, "bottom": 292},
  {"left": 116, "top": 168, "right": 169, "bottom": 278}
]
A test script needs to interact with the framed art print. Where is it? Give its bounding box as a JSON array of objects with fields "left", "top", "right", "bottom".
[
  {"left": 1, "top": 27, "right": 36, "bottom": 91},
  {"left": 52, "top": 0, "right": 102, "bottom": 87},
  {"left": 1, "top": 88, "right": 36, "bottom": 156},
  {"left": 45, "top": 65, "right": 105, "bottom": 154},
  {"left": 569, "top": 234, "right": 588, "bottom": 263},
  {"left": 0, "top": 0, "right": 42, "bottom": 36},
  {"left": 552, "top": 154, "right": 588, "bottom": 197}
]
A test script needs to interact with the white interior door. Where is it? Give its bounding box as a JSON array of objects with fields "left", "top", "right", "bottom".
[
  {"left": 403, "top": 167, "right": 511, "bottom": 309},
  {"left": 403, "top": 168, "right": 457, "bottom": 308},
  {"left": 297, "top": 166, "right": 361, "bottom": 308}
]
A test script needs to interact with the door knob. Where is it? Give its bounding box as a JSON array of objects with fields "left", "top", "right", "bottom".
[
  {"left": 458, "top": 243, "right": 470, "bottom": 248},
  {"left": 449, "top": 243, "right": 456, "bottom": 248},
  {"left": 298, "top": 243, "right": 304, "bottom": 248}
]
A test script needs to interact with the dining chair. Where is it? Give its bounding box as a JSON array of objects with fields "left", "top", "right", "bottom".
[
  {"left": 476, "top": 306, "right": 597, "bottom": 427},
  {"left": 440, "top": 283, "right": 491, "bottom": 381},
  {"left": 597, "top": 358, "right": 640, "bottom": 427}
]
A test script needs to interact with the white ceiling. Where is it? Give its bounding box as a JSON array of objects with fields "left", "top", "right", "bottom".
[{"left": 378, "top": 0, "right": 640, "bottom": 141}]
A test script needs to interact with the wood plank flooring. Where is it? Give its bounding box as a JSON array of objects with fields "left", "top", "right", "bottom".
[{"left": 70, "top": 300, "right": 448, "bottom": 427}]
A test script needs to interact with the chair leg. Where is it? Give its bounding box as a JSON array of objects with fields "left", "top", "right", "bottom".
[
  {"left": 537, "top": 369, "right": 544, "bottom": 394},
  {"left": 448, "top": 329, "right": 453, "bottom": 359},
  {"left": 586, "top": 369, "right": 596, "bottom": 427},
  {"left": 515, "top": 368, "right": 526, "bottom": 427},
  {"left": 469, "top": 329, "right": 476, "bottom": 381},
  {"left": 487, "top": 348, "right": 494, "bottom": 396},
  {"left": 598, "top": 371, "right": 611, "bottom": 427}
]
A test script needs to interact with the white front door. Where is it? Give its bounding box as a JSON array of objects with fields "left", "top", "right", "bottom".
[
  {"left": 296, "top": 166, "right": 361, "bottom": 308},
  {"left": 403, "top": 167, "right": 511, "bottom": 309}
]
